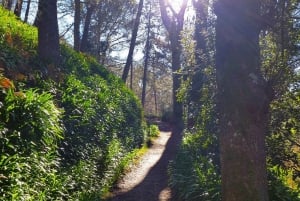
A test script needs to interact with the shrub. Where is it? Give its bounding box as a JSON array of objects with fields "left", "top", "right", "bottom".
[
  {"left": 148, "top": 124, "right": 160, "bottom": 138},
  {"left": 169, "top": 131, "right": 221, "bottom": 201},
  {"left": 0, "top": 83, "right": 64, "bottom": 200}
]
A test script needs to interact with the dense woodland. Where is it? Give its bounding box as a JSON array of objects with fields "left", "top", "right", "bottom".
[{"left": 0, "top": 0, "right": 299, "bottom": 200}]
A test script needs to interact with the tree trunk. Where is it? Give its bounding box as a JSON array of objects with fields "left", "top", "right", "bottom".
[
  {"left": 153, "top": 57, "right": 158, "bottom": 115},
  {"left": 74, "top": 0, "right": 81, "bottom": 51},
  {"left": 3, "top": 0, "right": 13, "bottom": 10},
  {"left": 188, "top": 0, "right": 210, "bottom": 128},
  {"left": 191, "top": 0, "right": 209, "bottom": 103},
  {"left": 36, "top": 0, "right": 60, "bottom": 64},
  {"left": 159, "top": 0, "right": 188, "bottom": 130},
  {"left": 122, "top": 0, "right": 144, "bottom": 82},
  {"left": 24, "top": 0, "right": 31, "bottom": 23},
  {"left": 14, "top": 0, "right": 23, "bottom": 17},
  {"left": 130, "top": 63, "right": 133, "bottom": 89},
  {"left": 215, "top": 0, "right": 270, "bottom": 200},
  {"left": 142, "top": 8, "right": 151, "bottom": 108},
  {"left": 80, "top": 3, "right": 95, "bottom": 52},
  {"left": 171, "top": 36, "right": 183, "bottom": 129}
]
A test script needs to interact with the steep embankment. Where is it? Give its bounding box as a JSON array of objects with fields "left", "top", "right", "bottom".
[{"left": 0, "top": 7, "right": 146, "bottom": 200}]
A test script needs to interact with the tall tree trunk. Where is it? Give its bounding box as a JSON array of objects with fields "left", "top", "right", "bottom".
[
  {"left": 191, "top": 0, "right": 209, "bottom": 103},
  {"left": 80, "top": 2, "right": 95, "bottom": 52},
  {"left": 159, "top": 0, "right": 188, "bottom": 130},
  {"left": 74, "top": 0, "right": 81, "bottom": 51},
  {"left": 142, "top": 7, "right": 151, "bottom": 108},
  {"left": 122, "top": 0, "right": 144, "bottom": 82},
  {"left": 36, "top": 0, "right": 60, "bottom": 64},
  {"left": 14, "top": 0, "right": 23, "bottom": 17},
  {"left": 153, "top": 57, "right": 158, "bottom": 115},
  {"left": 24, "top": 0, "right": 31, "bottom": 23},
  {"left": 171, "top": 35, "right": 183, "bottom": 129},
  {"left": 215, "top": 0, "right": 270, "bottom": 200},
  {"left": 130, "top": 63, "right": 133, "bottom": 89},
  {"left": 188, "top": 0, "right": 210, "bottom": 128}
]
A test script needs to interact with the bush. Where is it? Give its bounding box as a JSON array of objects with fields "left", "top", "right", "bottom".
[
  {"left": 169, "top": 132, "right": 221, "bottom": 201},
  {"left": 0, "top": 84, "right": 64, "bottom": 200},
  {"left": 268, "top": 166, "right": 300, "bottom": 201},
  {"left": 148, "top": 124, "right": 160, "bottom": 138}
]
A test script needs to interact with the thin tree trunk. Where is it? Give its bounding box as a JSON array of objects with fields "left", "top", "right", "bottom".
[
  {"left": 153, "top": 58, "right": 158, "bottom": 115},
  {"left": 74, "top": 0, "right": 81, "bottom": 51},
  {"left": 130, "top": 63, "right": 133, "bottom": 89},
  {"left": 122, "top": 0, "right": 144, "bottom": 82},
  {"left": 24, "top": 0, "right": 31, "bottom": 23},
  {"left": 14, "top": 0, "right": 23, "bottom": 17},
  {"left": 142, "top": 7, "right": 151, "bottom": 108},
  {"left": 80, "top": 2, "right": 95, "bottom": 52},
  {"left": 215, "top": 0, "right": 270, "bottom": 200},
  {"left": 171, "top": 38, "right": 183, "bottom": 129}
]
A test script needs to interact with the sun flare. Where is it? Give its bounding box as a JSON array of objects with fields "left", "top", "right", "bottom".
[{"left": 167, "top": 0, "right": 185, "bottom": 12}]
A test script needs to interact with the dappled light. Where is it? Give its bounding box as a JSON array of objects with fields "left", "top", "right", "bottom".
[
  {"left": 0, "top": 0, "right": 299, "bottom": 200},
  {"left": 108, "top": 125, "right": 182, "bottom": 201}
]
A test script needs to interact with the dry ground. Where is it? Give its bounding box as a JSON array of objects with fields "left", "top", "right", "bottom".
[{"left": 107, "top": 123, "right": 182, "bottom": 201}]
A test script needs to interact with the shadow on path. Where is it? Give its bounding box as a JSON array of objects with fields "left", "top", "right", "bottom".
[{"left": 108, "top": 124, "right": 182, "bottom": 201}]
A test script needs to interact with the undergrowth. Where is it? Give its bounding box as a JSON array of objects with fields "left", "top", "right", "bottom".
[{"left": 0, "top": 6, "right": 149, "bottom": 200}]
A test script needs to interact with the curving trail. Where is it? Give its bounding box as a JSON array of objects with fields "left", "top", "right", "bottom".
[{"left": 107, "top": 123, "right": 182, "bottom": 201}]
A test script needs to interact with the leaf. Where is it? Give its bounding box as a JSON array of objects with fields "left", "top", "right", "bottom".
[{"left": 0, "top": 77, "right": 14, "bottom": 89}]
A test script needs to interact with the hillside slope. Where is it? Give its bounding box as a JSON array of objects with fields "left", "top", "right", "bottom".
[{"left": 0, "top": 7, "right": 146, "bottom": 200}]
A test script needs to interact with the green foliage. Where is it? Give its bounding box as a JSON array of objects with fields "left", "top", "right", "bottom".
[
  {"left": 169, "top": 143, "right": 220, "bottom": 201},
  {"left": 0, "top": 88, "right": 64, "bottom": 200},
  {"left": 268, "top": 166, "right": 300, "bottom": 201},
  {"left": 148, "top": 124, "right": 160, "bottom": 138},
  {"left": 169, "top": 63, "right": 220, "bottom": 200},
  {"left": 0, "top": 7, "right": 37, "bottom": 70},
  {"left": 267, "top": 89, "right": 300, "bottom": 171},
  {"left": 267, "top": 88, "right": 300, "bottom": 199},
  {"left": 59, "top": 74, "right": 144, "bottom": 165},
  {"left": 0, "top": 88, "right": 63, "bottom": 155},
  {"left": 1, "top": 90, "right": 63, "bottom": 153},
  {"left": 60, "top": 45, "right": 112, "bottom": 81},
  {"left": 0, "top": 6, "right": 146, "bottom": 200},
  {"left": 169, "top": 129, "right": 221, "bottom": 201}
]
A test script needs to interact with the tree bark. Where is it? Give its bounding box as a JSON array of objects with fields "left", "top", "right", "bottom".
[
  {"left": 80, "top": 2, "right": 95, "bottom": 52},
  {"left": 215, "top": 0, "right": 270, "bottom": 200},
  {"left": 24, "top": 0, "right": 31, "bottom": 23},
  {"left": 142, "top": 8, "right": 151, "bottom": 108},
  {"left": 74, "top": 0, "right": 81, "bottom": 51},
  {"left": 3, "top": 0, "right": 13, "bottom": 10},
  {"left": 14, "top": 0, "right": 23, "bottom": 17},
  {"left": 188, "top": 0, "right": 210, "bottom": 128},
  {"left": 36, "top": 0, "right": 60, "bottom": 64},
  {"left": 191, "top": 0, "right": 209, "bottom": 103},
  {"left": 122, "top": 0, "right": 144, "bottom": 82}
]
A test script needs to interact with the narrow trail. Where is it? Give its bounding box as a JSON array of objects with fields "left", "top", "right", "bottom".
[{"left": 107, "top": 123, "right": 182, "bottom": 201}]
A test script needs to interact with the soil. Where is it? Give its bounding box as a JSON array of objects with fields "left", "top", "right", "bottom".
[{"left": 107, "top": 123, "right": 182, "bottom": 201}]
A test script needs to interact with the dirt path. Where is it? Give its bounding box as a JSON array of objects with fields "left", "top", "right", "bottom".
[{"left": 107, "top": 124, "right": 182, "bottom": 201}]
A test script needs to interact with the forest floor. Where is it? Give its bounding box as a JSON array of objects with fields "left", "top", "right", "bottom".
[{"left": 107, "top": 122, "right": 182, "bottom": 201}]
